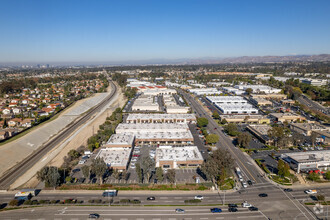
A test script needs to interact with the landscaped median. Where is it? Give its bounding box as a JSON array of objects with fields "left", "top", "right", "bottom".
[{"left": 57, "top": 183, "right": 213, "bottom": 191}]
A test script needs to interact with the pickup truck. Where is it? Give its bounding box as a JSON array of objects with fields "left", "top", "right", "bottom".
[{"left": 304, "top": 189, "right": 317, "bottom": 194}]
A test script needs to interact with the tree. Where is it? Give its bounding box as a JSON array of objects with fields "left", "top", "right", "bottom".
[
  {"left": 317, "top": 194, "right": 325, "bottom": 204},
  {"left": 37, "top": 166, "right": 61, "bottom": 189},
  {"left": 206, "top": 134, "right": 219, "bottom": 145},
  {"left": 91, "top": 158, "right": 107, "bottom": 185},
  {"left": 68, "top": 149, "right": 80, "bottom": 160},
  {"left": 155, "top": 167, "right": 164, "bottom": 182},
  {"left": 166, "top": 169, "right": 176, "bottom": 184},
  {"left": 135, "top": 163, "right": 143, "bottom": 183},
  {"left": 325, "top": 171, "right": 330, "bottom": 180},
  {"left": 197, "top": 117, "right": 208, "bottom": 128},
  {"left": 267, "top": 126, "right": 291, "bottom": 148},
  {"left": 236, "top": 132, "right": 251, "bottom": 148},
  {"left": 65, "top": 176, "right": 72, "bottom": 183},
  {"left": 277, "top": 160, "right": 285, "bottom": 177},
  {"left": 224, "top": 123, "right": 238, "bottom": 136},
  {"left": 122, "top": 171, "right": 130, "bottom": 183},
  {"left": 141, "top": 156, "right": 155, "bottom": 183},
  {"left": 245, "top": 88, "right": 253, "bottom": 95},
  {"left": 308, "top": 172, "right": 320, "bottom": 181},
  {"left": 200, "top": 148, "right": 233, "bottom": 186},
  {"left": 81, "top": 165, "right": 90, "bottom": 180},
  {"left": 212, "top": 111, "right": 220, "bottom": 119},
  {"left": 220, "top": 118, "right": 227, "bottom": 125}
]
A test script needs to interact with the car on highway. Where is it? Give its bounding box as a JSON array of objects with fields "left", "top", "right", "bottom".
[
  {"left": 305, "top": 189, "right": 317, "bottom": 194},
  {"left": 242, "top": 201, "right": 252, "bottom": 208},
  {"left": 194, "top": 195, "right": 203, "bottom": 200},
  {"left": 228, "top": 204, "right": 238, "bottom": 208},
  {"left": 249, "top": 207, "right": 259, "bottom": 211},
  {"left": 284, "top": 188, "right": 293, "bottom": 192},
  {"left": 175, "top": 208, "right": 185, "bottom": 213},
  {"left": 228, "top": 207, "right": 238, "bottom": 212},
  {"left": 259, "top": 193, "right": 268, "bottom": 197},
  {"left": 147, "top": 197, "right": 155, "bottom": 200},
  {"left": 210, "top": 208, "right": 222, "bottom": 213},
  {"left": 89, "top": 213, "right": 100, "bottom": 219}
]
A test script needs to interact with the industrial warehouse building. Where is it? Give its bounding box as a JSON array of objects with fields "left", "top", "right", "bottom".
[
  {"left": 104, "top": 133, "right": 135, "bottom": 148},
  {"left": 131, "top": 95, "right": 160, "bottom": 112},
  {"left": 188, "top": 88, "right": 222, "bottom": 95},
  {"left": 290, "top": 123, "right": 329, "bottom": 136},
  {"left": 207, "top": 96, "right": 258, "bottom": 114},
  {"left": 246, "top": 124, "right": 273, "bottom": 144},
  {"left": 270, "top": 113, "right": 306, "bottom": 123},
  {"left": 234, "top": 85, "right": 282, "bottom": 94},
  {"left": 126, "top": 114, "right": 196, "bottom": 124},
  {"left": 115, "top": 123, "right": 194, "bottom": 145},
  {"left": 220, "top": 114, "right": 270, "bottom": 124},
  {"left": 163, "top": 94, "right": 190, "bottom": 114},
  {"left": 96, "top": 148, "right": 132, "bottom": 171},
  {"left": 281, "top": 151, "right": 330, "bottom": 173},
  {"left": 155, "top": 146, "right": 203, "bottom": 169}
]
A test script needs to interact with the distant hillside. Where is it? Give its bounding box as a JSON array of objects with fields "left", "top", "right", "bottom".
[{"left": 183, "top": 54, "right": 330, "bottom": 64}]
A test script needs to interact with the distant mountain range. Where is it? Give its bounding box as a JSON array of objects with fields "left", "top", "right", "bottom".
[
  {"left": 180, "top": 54, "right": 330, "bottom": 65},
  {"left": 1, "top": 54, "right": 329, "bottom": 67}
]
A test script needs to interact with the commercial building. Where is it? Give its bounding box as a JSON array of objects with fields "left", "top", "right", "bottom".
[
  {"left": 163, "top": 94, "right": 190, "bottom": 114},
  {"left": 290, "top": 123, "right": 329, "bottom": 136},
  {"left": 281, "top": 99, "right": 295, "bottom": 105},
  {"left": 126, "top": 114, "right": 196, "bottom": 124},
  {"left": 207, "top": 96, "right": 258, "bottom": 114},
  {"left": 281, "top": 151, "right": 330, "bottom": 173},
  {"left": 246, "top": 124, "right": 272, "bottom": 144},
  {"left": 155, "top": 146, "right": 203, "bottom": 169},
  {"left": 188, "top": 88, "right": 222, "bottom": 96},
  {"left": 251, "top": 94, "right": 287, "bottom": 100},
  {"left": 234, "top": 85, "right": 282, "bottom": 94},
  {"left": 301, "top": 79, "right": 328, "bottom": 86},
  {"left": 270, "top": 113, "right": 306, "bottom": 123},
  {"left": 131, "top": 95, "right": 160, "bottom": 112},
  {"left": 116, "top": 123, "right": 190, "bottom": 133},
  {"left": 220, "top": 114, "right": 270, "bottom": 124},
  {"left": 250, "top": 97, "right": 273, "bottom": 106},
  {"left": 206, "top": 96, "right": 248, "bottom": 104},
  {"left": 104, "top": 133, "right": 135, "bottom": 148},
  {"left": 95, "top": 148, "right": 132, "bottom": 171},
  {"left": 115, "top": 123, "right": 194, "bottom": 145},
  {"left": 222, "top": 87, "right": 245, "bottom": 95},
  {"left": 216, "top": 104, "right": 258, "bottom": 114}
]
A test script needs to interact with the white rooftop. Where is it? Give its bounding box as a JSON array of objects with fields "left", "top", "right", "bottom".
[
  {"left": 96, "top": 148, "right": 132, "bottom": 168},
  {"left": 116, "top": 123, "right": 189, "bottom": 133},
  {"left": 126, "top": 113, "right": 196, "bottom": 121},
  {"left": 106, "top": 133, "right": 135, "bottom": 146},
  {"left": 156, "top": 146, "right": 203, "bottom": 161}
]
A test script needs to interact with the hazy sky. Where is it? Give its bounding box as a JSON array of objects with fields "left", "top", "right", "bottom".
[{"left": 1, "top": 0, "right": 330, "bottom": 63}]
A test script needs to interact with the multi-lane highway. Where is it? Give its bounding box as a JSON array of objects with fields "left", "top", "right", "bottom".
[
  {"left": 0, "top": 80, "right": 118, "bottom": 190},
  {"left": 297, "top": 95, "right": 330, "bottom": 116},
  {"left": 1, "top": 184, "right": 329, "bottom": 219}
]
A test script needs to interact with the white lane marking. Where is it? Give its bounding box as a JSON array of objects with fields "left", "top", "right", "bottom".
[
  {"left": 120, "top": 218, "right": 128, "bottom": 220},
  {"left": 160, "top": 197, "right": 168, "bottom": 199},
  {"left": 200, "top": 218, "right": 208, "bottom": 220},
  {"left": 31, "top": 209, "right": 35, "bottom": 212},
  {"left": 136, "top": 219, "right": 144, "bottom": 220},
  {"left": 168, "top": 218, "right": 177, "bottom": 220},
  {"left": 216, "top": 218, "right": 224, "bottom": 220},
  {"left": 237, "top": 216, "right": 264, "bottom": 218}
]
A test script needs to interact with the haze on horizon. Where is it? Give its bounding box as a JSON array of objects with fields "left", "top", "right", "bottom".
[{"left": 1, "top": 0, "right": 330, "bottom": 64}]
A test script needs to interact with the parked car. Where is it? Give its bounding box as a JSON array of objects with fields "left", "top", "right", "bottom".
[
  {"left": 175, "top": 208, "right": 185, "bottom": 213},
  {"left": 305, "top": 189, "right": 317, "bottom": 194},
  {"left": 249, "top": 207, "right": 259, "bottom": 211},
  {"left": 147, "top": 197, "right": 155, "bottom": 201},
  {"left": 242, "top": 182, "right": 247, "bottom": 188},
  {"left": 78, "top": 160, "right": 86, "bottom": 165},
  {"left": 210, "top": 208, "right": 222, "bottom": 213},
  {"left": 89, "top": 213, "right": 100, "bottom": 219},
  {"left": 284, "top": 188, "right": 293, "bottom": 192},
  {"left": 194, "top": 195, "right": 203, "bottom": 200},
  {"left": 247, "top": 180, "right": 253, "bottom": 186},
  {"left": 259, "top": 193, "right": 268, "bottom": 197}
]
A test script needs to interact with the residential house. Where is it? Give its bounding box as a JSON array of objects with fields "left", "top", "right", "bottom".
[
  {"left": 0, "top": 130, "right": 9, "bottom": 140},
  {"left": 8, "top": 118, "right": 22, "bottom": 127}
]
